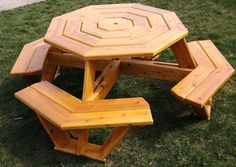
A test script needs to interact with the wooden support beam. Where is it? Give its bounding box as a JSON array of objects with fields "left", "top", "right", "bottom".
[
  {"left": 89, "top": 59, "right": 120, "bottom": 100},
  {"left": 120, "top": 59, "right": 192, "bottom": 82},
  {"left": 171, "top": 39, "right": 196, "bottom": 68},
  {"left": 41, "top": 63, "right": 58, "bottom": 82},
  {"left": 82, "top": 60, "right": 96, "bottom": 100},
  {"left": 79, "top": 60, "right": 97, "bottom": 155},
  {"left": 76, "top": 129, "right": 89, "bottom": 155},
  {"left": 100, "top": 126, "right": 129, "bottom": 159},
  {"left": 47, "top": 52, "right": 86, "bottom": 69},
  {"left": 47, "top": 52, "right": 192, "bottom": 82},
  {"left": 194, "top": 97, "right": 212, "bottom": 120},
  {"left": 37, "top": 115, "right": 78, "bottom": 154},
  {"left": 83, "top": 143, "right": 104, "bottom": 162}
]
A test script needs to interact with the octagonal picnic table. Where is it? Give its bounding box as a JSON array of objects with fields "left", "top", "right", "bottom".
[
  {"left": 13, "top": 3, "right": 234, "bottom": 162},
  {"left": 44, "top": 3, "right": 195, "bottom": 66},
  {"left": 42, "top": 3, "right": 196, "bottom": 160},
  {"left": 43, "top": 2, "right": 197, "bottom": 102}
]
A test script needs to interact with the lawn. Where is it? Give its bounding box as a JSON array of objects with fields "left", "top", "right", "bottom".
[{"left": 0, "top": 0, "right": 235, "bottom": 166}]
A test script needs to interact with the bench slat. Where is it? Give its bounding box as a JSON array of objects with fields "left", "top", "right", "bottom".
[
  {"left": 62, "top": 108, "right": 152, "bottom": 129},
  {"left": 171, "top": 40, "right": 234, "bottom": 107},
  {"left": 15, "top": 81, "right": 153, "bottom": 130},
  {"left": 15, "top": 87, "right": 69, "bottom": 127},
  {"left": 31, "top": 81, "right": 82, "bottom": 113},
  {"left": 198, "top": 40, "right": 234, "bottom": 69},
  {"left": 32, "top": 81, "right": 149, "bottom": 113},
  {"left": 27, "top": 43, "right": 51, "bottom": 71},
  {"left": 186, "top": 66, "right": 234, "bottom": 107},
  {"left": 171, "top": 66, "right": 214, "bottom": 100},
  {"left": 188, "top": 41, "right": 215, "bottom": 67},
  {"left": 10, "top": 38, "right": 50, "bottom": 76}
]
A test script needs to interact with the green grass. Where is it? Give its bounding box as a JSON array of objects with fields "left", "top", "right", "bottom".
[{"left": 0, "top": 0, "right": 235, "bottom": 166}]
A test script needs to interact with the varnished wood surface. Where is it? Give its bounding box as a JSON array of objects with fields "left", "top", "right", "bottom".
[
  {"left": 171, "top": 40, "right": 234, "bottom": 108},
  {"left": 15, "top": 81, "right": 153, "bottom": 130},
  {"left": 44, "top": 3, "right": 188, "bottom": 60},
  {"left": 10, "top": 38, "right": 50, "bottom": 76}
]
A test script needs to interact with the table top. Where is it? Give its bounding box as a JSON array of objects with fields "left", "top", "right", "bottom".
[{"left": 44, "top": 3, "right": 188, "bottom": 60}]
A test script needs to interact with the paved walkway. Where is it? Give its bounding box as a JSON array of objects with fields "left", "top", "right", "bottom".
[{"left": 0, "top": 0, "right": 45, "bottom": 11}]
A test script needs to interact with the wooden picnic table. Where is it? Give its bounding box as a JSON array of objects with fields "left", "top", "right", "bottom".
[
  {"left": 12, "top": 3, "right": 234, "bottom": 162},
  {"left": 42, "top": 2, "right": 196, "bottom": 107}
]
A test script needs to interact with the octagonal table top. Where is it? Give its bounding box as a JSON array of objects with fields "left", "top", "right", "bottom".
[{"left": 44, "top": 3, "right": 188, "bottom": 60}]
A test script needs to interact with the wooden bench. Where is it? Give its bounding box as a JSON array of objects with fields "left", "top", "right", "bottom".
[
  {"left": 171, "top": 40, "right": 234, "bottom": 119},
  {"left": 10, "top": 38, "right": 51, "bottom": 76},
  {"left": 15, "top": 81, "right": 153, "bottom": 161}
]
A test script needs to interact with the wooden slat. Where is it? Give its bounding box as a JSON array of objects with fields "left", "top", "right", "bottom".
[
  {"left": 162, "top": 12, "right": 187, "bottom": 31},
  {"left": 10, "top": 38, "right": 50, "bottom": 76},
  {"left": 171, "top": 66, "right": 214, "bottom": 100},
  {"left": 186, "top": 69, "right": 234, "bottom": 107},
  {"left": 32, "top": 81, "right": 149, "bottom": 113},
  {"left": 123, "top": 12, "right": 151, "bottom": 29},
  {"left": 44, "top": 18, "right": 90, "bottom": 59},
  {"left": 31, "top": 81, "right": 82, "bottom": 112},
  {"left": 98, "top": 18, "right": 133, "bottom": 31},
  {"left": 44, "top": 4, "right": 188, "bottom": 60},
  {"left": 121, "top": 59, "right": 192, "bottom": 81},
  {"left": 187, "top": 41, "right": 215, "bottom": 67},
  {"left": 171, "top": 40, "right": 234, "bottom": 107},
  {"left": 78, "top": 98, "right": 149, "bottom": 112},
  {"left": 82, "top": 21, "right": 145, "bottom": 39},
  {"left": 15, "top": 81, "right": 153, "bottom": 130},
  {"left": 62, "top": 108, "right": 152, "bottom": 130},
  {"left": 15, "top": 87, "right": 69, "bottom": 129},
  {"left": 145, "top": 30, "right": 188, "bottom": 56},
  {"left": 198, "top": 40, "right": 234, "bottom": 69},
  {"left": 63, "top": 20, "right": 99, "bottom": 46},
  {"left": 128, "top": 8, "right": 168, "bottom": 28}
]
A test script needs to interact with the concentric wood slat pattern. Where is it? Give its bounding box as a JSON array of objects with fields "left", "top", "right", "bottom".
[{"left": 44, "top": 3, "right": 188, "bottom": 60}]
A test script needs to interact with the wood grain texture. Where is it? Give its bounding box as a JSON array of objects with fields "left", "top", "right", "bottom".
[
  {"left": 45, "top": 51, "right": 192, "bottom": 82},
  {"left": 120, "top": 59, "right": 192, "bottom": 82},
  {"left": 171, "top": 40, "right": 234, "bottom": 108},
  {"left": 44, "top": 3, "right": 188, "bottom": 60},
  {"left": 15, "top": 81, "right": 153, "bottom": 130},
  {"left": 171, "top": 39, "right": 196, "bottom": 68},
  {"left": 10, "top": 38, "right": 50, "bottom": 76}
]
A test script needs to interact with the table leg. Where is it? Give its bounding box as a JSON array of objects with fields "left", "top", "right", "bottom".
[
  {"left": 41, "top": 64, "right": 58, "bottom": 82},
  {"left": 41, "top": 55, "right": 59, "bottom": 82},
  {"left": 171, "top": 38, "right": 196, "bottom": 68},
  {"left": 194, "top": 97, "right": 212, "bottom": 120},
  {"left": 82, "top": 60, "right": 96, "bottom": 100},
  {"left": 172, "top": 39, "right": 212, "bottom": 119},
  {"left": 78, "top": 59, "right": 130, "bottom": 161},
  {"left": 76, "top": 60, "right": 97, "bottom": 154}
]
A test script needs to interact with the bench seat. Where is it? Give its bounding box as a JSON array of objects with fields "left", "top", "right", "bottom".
[
  {"left": 171, "top": 40, "right": 234, "bottom": 109},
  {"left": 15, "top": 81, "right": 153, "bottom": 130},
  {"left": 15, "top": 81, "right": 153, "bottom": 161},
  {"left": 10, "top": 38, "right": 50, "bottom": 76}
]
